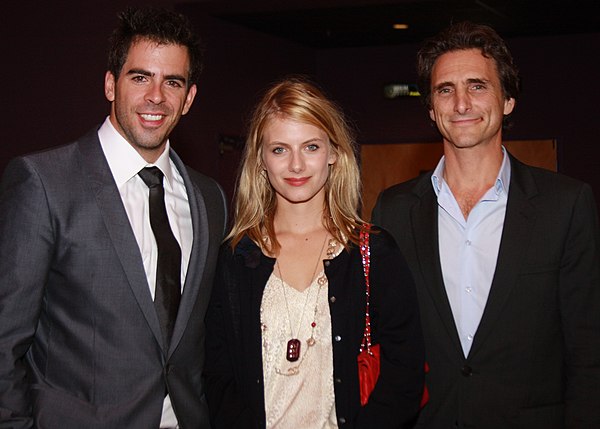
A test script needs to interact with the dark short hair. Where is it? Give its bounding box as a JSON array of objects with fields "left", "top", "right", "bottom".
[
  {"left": 417, "top": 21, "right": 520, "bottom": 110},
  {"left": 107, "top": 6, "right": 203, "bottom": 87}
]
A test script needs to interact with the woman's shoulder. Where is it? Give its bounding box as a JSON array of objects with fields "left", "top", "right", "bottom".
[
  {"left": 220, "top": 235, "right": 274, "bottom": 269},
  {"left": 219, "top": 235, "right": 252, "bottom": 258}
]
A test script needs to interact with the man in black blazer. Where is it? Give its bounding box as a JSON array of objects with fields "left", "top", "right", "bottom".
[
  {"left": 372, "top": 22, "right": 600, "bottom": 428},
  {"left": 0, "top": 7, "right": 226, "bottom": 428}
]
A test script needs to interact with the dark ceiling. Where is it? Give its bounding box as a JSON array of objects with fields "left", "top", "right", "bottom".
[{"left": 189, "top": 0, "right": 600, "bottom": 48}]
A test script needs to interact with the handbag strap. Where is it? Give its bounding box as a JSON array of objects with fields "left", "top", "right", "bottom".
[{"left": 359, "top": 223, "right": 373, "bottom": 355}]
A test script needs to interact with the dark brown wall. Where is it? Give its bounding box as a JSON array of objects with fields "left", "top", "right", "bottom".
[
  {"left": 315, "top": 33, "right": 600, "bottom": 199},
  {"left": 3, "top": 2, "right": 599, "bottom": 212},
  {"left": 173, "top": 7, "right": 315, "bottom": 202}
]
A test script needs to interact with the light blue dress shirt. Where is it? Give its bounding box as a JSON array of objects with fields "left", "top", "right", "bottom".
[{"left": 432, "top": 148, "right": 511, "bottom": 357}]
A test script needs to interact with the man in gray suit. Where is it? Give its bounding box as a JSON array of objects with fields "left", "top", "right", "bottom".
[{"left": 0, "top": 7, "right": 226, "bottom": 428}]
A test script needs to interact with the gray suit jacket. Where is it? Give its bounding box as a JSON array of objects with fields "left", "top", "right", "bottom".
[
  {"left": 372, "top": 154, "right": 600, "bottom": 429},
  {"left": 0, "top": 127, "right": 227, "bottom": 428}
]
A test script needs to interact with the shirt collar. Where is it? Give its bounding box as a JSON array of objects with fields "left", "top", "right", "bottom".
[
  {"left": 431, "top": 146, "right": 511, "bottom": 197},
  {"left": 496, "top": 146, "right": 511, "bottom": 195},
  {"left": 98, "top": 116, "right": 174, "bottom": 188},
  {"left": 431, "top": 156, "right": 446, "bottom": 196}
]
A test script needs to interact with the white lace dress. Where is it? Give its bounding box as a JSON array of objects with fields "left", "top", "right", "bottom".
[{"left": 260, "top": 265, "right": 339, "bottom": 429}]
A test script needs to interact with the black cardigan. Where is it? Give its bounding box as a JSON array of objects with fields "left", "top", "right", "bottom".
[{"left": 204, "top": 228, "right": 425, "bottom": 428}]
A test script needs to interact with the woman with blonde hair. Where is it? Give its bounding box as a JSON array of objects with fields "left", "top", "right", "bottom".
[{"left": 204, "top": 76, "right": 424, "bottom": 428}]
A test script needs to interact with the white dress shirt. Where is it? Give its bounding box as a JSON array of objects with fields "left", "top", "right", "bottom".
[
  {"left": 432, "top": 148, "right": 510, "bottom": 357},
  {"left": 98, "top": 116, "right": 192, "bottom": 428}
]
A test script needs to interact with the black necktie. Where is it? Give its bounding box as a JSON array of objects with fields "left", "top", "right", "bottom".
[{"left": 138, "top": 166, "right": 182, "bottom": 348}]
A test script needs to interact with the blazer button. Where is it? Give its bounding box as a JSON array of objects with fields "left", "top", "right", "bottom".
[
  {"left": 461, "top": 365, "right": 472, "bottom": 377},
  {"left": 324, "top": 260, "right": 331, "bottom": 267},
  {"left": 334, "top": 335, "right": 342, "bottom": 342},
  {"left": 330, "top": 296, "right": 336, "bottom": 303},
  {"left": 335, "top": 378, "right": 342, "bottom": 384},
  {"left": 339, "top": 417, "right": 346, "bottom": 424}
]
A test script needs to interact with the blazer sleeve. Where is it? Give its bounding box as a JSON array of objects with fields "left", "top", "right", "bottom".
[
  {"left": 0, "top": 157, "right": 54, "bottom": 428},
  {"left": 561, "top": 183, "right": 600, "bottom": 427},
  {"left": 204, "top": 245, "right": 261, "bottom": 428},
  {"left": 356, "top": 230, "right": 425, "bottom": 428}
]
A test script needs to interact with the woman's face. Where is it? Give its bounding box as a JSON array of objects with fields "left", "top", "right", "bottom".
[{"left": 261, "top": 116, "right": 336, "bottom": 207}]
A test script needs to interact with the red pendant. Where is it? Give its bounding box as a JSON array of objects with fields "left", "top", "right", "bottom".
[{"left": 286, "top": 338, "right": 301, "bottom": 362}]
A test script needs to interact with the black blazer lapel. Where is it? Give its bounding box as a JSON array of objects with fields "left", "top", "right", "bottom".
[
  {"left": 411, "top": 175, "right": 464, "bottom": 356},
  {"left": 77, "top": 129, "right": 164, "bottom": 348},
  {"left": 468, "top": 155, "right": 538, "bottom": 358},
  {"left": 168, "top": 150, "right": 210, "bottom": 355}
]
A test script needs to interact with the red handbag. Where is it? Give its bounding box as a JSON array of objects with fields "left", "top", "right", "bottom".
[
  {"left": 357, "top": 223, "right": 380, "bottom": 406},
  {"left": 421, "top": 362, "right": 430, "bottom": 408},
  {"left": 357, "top": 224, "right": 430, "bottom": 409}
]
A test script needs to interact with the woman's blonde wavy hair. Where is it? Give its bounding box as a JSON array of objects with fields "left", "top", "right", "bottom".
[{"left": 226, "top": 76, "right": 364, "bottom": 253}]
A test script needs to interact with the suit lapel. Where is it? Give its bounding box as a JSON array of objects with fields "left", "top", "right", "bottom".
[
  {"left": 468, "top": 156, "right": 538, "bottom": 358},
  {"left": 411, "top": 175, "right": 464, "bottom": 356},
  {"left": 77, "top": 130, "right": 164, "bottom": 347},
  {"left": 168, "top": 150, "right": 210, "bottom": 356}
]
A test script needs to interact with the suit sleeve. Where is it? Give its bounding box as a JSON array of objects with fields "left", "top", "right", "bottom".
[
  {"left": 356, "top": 231, "right": 425, "bottom": 428},
  {"left": 0, "top": 158, "right": 54, "bottom": 428},
  {"left": 561, "top": 184, "right": 600, "bottom": 427}
]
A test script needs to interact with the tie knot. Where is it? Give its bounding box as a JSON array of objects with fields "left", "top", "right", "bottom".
[{"left": 138, "top": 166, "right": 164, "bottom": 188}]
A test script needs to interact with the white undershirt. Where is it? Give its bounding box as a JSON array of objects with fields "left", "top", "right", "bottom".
[
  {"left": 261, "top": 272, "right": 338, "bottom": 429},
  {"left": 260, "top": 241, "right": 343, "bottom": 429},
  {"left": 98, "top": 116, "right": 193, "bottom": 428}
]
